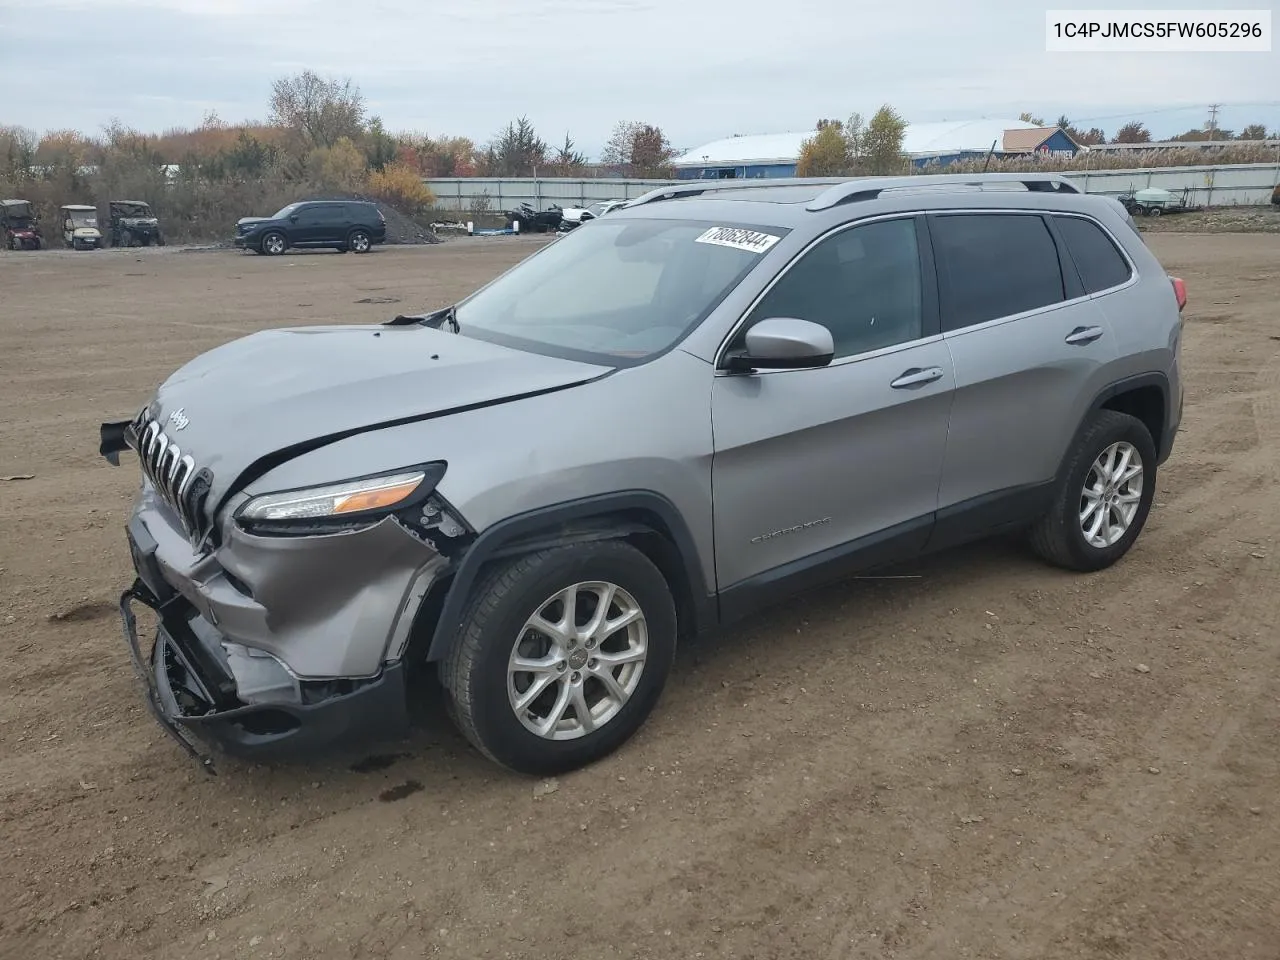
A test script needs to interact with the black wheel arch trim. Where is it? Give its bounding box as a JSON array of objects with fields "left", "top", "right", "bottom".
[
  {"left": 1084, "top": 371, "right": 1174, "bottom": 462},
  {"left": 424, "top": 490, "right": 715, "bottom": 661}
]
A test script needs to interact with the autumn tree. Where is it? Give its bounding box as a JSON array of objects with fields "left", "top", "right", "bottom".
[
  {"left": 308, "top": 136, "right": 366, "bottom": 190},
  {"left": 0, "top": 125, "right": 38, "bottom": 179},
  {"left": 860, "top": 105, "right": 908, "bottom": 174},
  {"left": 1020, "top": 112, "right": 1047, "bottom": 126},
  {"left": 550, "top": 133, "right": 587, "bottom": 173},
  {"left": 1077, "top": 127, "right": 1107, "bottom": 146},
  {"left": 1112, "top": 122, "right": 1153, "bottom": 144},
  {"left": 481, "top": 116, "right": 547, "bottom": 176},
  {"left": 364, "top": 117, "right": 398, "bottom": 171},
  {"left": 601, "top": 121, "right": 677, "bottom": 177},
  {"left": 795, "top": 122, "right": 849, "bottom": 176},
  {"left": 269, "top": 71, "right": 366, "bottom": 150},
  {"left": 1238, "top": 123, "right": 1269, "bottom": 140}
]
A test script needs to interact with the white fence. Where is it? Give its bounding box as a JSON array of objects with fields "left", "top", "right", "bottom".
[
  {"left": 427, "top": 163, "right": 1280, "bottom": 213},
  {"left": 1060, "top": 163, "right": 1280, "bottom": 207},
  {"left": 425, "top": 177, "right": 677, "bottom": 213}
]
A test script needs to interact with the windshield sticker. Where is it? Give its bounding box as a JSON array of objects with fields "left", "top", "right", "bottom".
[{"left": 694, "top": 226, "right": 781, "bottom": 254}]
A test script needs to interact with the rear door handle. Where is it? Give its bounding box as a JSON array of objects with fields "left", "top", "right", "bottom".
[
  {"left": 1065, "top": 325, "right": 1105, "bottom": 346},
  {"left": 890, "top": 366, "right": 945, "bottom": 389}
]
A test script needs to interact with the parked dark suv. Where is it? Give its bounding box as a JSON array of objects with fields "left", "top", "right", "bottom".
[{"left": 233, "top": 200, "right": 387, "bottom": 255}]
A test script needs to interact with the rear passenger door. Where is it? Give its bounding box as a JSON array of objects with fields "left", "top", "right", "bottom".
[
  {"left": 311, "top": 204, "right": 350, "bottom": 244},
  {"left": 928, "top": 211, "right": 1120, "bottom": 543}
]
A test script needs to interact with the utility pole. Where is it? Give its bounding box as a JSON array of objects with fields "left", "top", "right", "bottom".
[{"left": 1207, "top": 103, "right": 1221, "bottom": 141}]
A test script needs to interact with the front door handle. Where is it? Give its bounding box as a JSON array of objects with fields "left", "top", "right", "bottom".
[
  {"left": 1065, "top": 325, "right": 1105, "bottom": 346},
  {"left": 890, "top": 366, "right": 945, "bottom": 389}
]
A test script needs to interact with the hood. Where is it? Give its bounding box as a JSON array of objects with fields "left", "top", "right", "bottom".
[
  {"left": 120, "top": 216, "right": 159, "bottom": 227},
  {"left": 73, "top": 227, "right": 100, "bottom": 237},
  {"left": 236, "top": 216, "right": 271, "bottom": 228},
  {"left": 143, "top": 324, "right": 613, "bottom": 510}
]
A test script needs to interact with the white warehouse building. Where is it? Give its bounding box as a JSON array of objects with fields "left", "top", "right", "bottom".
[{"left": 671, "top": 119, "right": 1083, "bottom": 179}]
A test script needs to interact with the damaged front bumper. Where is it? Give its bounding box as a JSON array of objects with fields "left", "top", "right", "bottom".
[
  {"left": 118, "top": 580, "right": 408, "bottom": 769},
  {"left": 116, "top": 479, "right": 464, "bottom": 766}
]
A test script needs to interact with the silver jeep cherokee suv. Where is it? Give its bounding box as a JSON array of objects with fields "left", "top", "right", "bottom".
[{"left": 100, "top": 173, "right": 1186, "bottom": 775}]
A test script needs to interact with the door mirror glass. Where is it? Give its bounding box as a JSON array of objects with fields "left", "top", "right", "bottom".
[{"left": 726, "top": 317, "right": 834, "bottom": 372}]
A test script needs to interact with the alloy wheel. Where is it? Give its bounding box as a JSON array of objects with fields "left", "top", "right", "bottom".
[
  {"left": 507, "top": 581, "right": 648, "bottom": 740},
  {"left": 1079, "top": 440, "right": 1144, "bottom": 548}
]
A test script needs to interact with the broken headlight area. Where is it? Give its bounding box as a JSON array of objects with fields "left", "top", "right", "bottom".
[{"left": 232, "top": 462, "right": 471, "bottom": 549}]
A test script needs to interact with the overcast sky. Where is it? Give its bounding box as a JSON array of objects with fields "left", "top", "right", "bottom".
[{"left": 3, "top": 0, "right": 1278, "bottom": 158}]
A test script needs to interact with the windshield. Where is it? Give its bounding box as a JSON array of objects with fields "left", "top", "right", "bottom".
[
  {"left": 67, "top": 211, "right": 97, "bottom": 228},
  {"left": 455, "top": 218, "right": 787, "bottom": 363},
  {"left": 116, "top": 204, "right": 151, "bottom": 218},
  {"left": 270, "top": 203, "right": 300, "bottom": 219}
]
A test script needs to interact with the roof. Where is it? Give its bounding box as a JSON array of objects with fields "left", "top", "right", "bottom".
[
  {"left": 1, "top": 198, "right": 32, "bottom": 207},
  {"left": 673, "top": 119, "right": 1042, "bottom": 167},
  {"left": 61, "top": 204, "right": 96, "bottom": 210},
  {"left": 111, "top": 199, "right": 150, "bottom": 206},
  {"left": 1000, "top": 126, "right": 1080, "bottom": 152},
  {"left": 609, "top": 173, "right": 1089, "bottom": 232}
]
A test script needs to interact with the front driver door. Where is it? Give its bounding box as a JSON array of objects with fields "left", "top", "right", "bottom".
[{"left": 711, "top": 215, "right": 955, "bottom": 611}]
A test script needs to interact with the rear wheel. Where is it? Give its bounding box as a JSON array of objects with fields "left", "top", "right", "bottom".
[
  {"left": 441, "top": 541, "right": 677, "bottom": 775},
  {"left": 260, "top": 231, "right": 287, "bottom": 256},
  {"left": 347, "top": 229, "right": 372, "bottom": 254},
  {"left": 1030, "top": 410, "right": 1157, "bottom": 572}
]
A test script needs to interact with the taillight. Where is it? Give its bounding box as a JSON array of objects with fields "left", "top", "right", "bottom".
[{"left": 1170, "top": 276, "right": 1187, "bottom": 312}]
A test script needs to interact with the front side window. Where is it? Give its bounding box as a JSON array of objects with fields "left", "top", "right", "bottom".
[
  {"left": 931, "top": 213, "right": 1065, "bottom": 331},
  {"left": 456, "top": 218, "right": 785, "bottom": 363},
  {"left": 739, "top": 217, "right": 924, "bottom": 360}
]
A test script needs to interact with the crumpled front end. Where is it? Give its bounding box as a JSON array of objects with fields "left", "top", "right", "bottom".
[{"left": 108, "top": 405, "right": 473, "bottom": 762}]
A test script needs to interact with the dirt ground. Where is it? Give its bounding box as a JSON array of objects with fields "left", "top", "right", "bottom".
[{"left": 2, "top": 235, "right": 1279, "bottom": 960}]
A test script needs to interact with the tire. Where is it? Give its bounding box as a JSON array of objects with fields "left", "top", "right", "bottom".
[
  {"left": 1029, "top": 410, "right": 1157, "bottom": 572},
  {"left": 119, "top": 230, "right": 133, "bottom": 248},
  {"left": 1148, "top": 206, "right": 1162, "bottom": 217},
  {"left": 347, "top": 229, "right": 372, "bottom": 254},
  {"left": 260, "top": 231, "right": 287, "bottom": 256},
  {"left": 441, "top": 540, "right": 678, "bottom": 775}
]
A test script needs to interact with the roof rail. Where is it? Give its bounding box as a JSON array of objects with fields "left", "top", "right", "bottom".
[
  {"left": 624, "top": 177, "right": 854, "bottom": 208},
  {"left": 805, "top": 173, "right": 1080, "bottom": 211}
]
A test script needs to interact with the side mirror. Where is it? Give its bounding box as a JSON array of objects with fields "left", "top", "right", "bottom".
[
  {"left": 289, "top": 214, "right": 299, "bottom": 222},
  {"left": 724, "top": 317, "right": 835, "bottom": 372}
]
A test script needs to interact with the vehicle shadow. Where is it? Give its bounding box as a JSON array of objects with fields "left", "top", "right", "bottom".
[{"left": 218, "top": 533, "right": 1047, "bottom": 797}]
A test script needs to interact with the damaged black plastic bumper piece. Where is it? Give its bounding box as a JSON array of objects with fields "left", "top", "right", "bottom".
[{"left": 118, "top": 571, "right": 410, "bottom": 772}]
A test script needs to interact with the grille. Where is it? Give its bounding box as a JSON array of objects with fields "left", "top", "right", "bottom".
[{"left": 130, "top": 412, "right": 211, "bottom": 543}]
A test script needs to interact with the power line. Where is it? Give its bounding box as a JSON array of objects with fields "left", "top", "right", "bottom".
[{"left": 1068, "top": 101, "right": 1280, "bottom": 125}]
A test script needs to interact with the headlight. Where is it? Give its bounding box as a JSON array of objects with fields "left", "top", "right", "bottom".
[{"left": 238, "top": 464, "right": 445, "bottom": 525}]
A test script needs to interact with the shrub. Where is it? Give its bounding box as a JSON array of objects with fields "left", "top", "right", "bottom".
[{"left": 365, "top": 162, "right": 436, "bottom": 214}]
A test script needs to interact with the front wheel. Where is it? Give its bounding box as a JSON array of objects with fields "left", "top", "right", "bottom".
[
  {"left": 260, "top": 231, "right": 287, "bottom": 255},
  {"left": 441, "top": 541, "right": 677, "bottom": 775},
  {"left": 1029, "top": 410, "right": 1157, "bottom": 572}
]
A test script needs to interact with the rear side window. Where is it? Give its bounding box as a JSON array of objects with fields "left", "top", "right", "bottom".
[
  {"left": 1054, "top": 215, "right": 1133, "bottom": 293},
  {"left": 930, "top": 213, "right": 1065, "bottom": 331}
]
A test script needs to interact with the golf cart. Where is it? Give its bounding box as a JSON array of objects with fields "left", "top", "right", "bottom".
[
  {"left": 60, "top": 204, "right": 102, "bottom": 250},
  {"left": 109, "top": 200, "right": 164, "bottom": 247},
  {"left": 1, "top": 199, "right": 42, "bottom": 250},
  {"left": 1118, "top": 187, "right": 1199, "bottom": 217}
]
